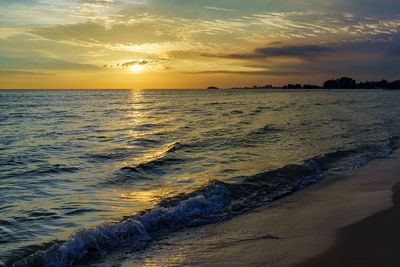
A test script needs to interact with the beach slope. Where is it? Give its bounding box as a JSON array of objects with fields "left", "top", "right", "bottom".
[{"left": 120, "top": 150, "right": 400, "bottom": 266}]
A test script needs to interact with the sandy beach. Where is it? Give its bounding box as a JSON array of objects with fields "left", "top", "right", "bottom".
[
  {"left": 121, "top": 150, "right": 400, "bottom": 266},
  {"left": 197, "top": 150, "right": 400, "bottom": 267}
]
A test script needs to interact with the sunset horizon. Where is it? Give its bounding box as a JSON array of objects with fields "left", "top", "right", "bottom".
[
  {"left": 1, "top": 0, "right": 400, "bottom": 89},
  {"left": 3, "top": 1, "right": 400, "bottom": 267}
]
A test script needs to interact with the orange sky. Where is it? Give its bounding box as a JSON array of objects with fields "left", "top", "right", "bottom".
[{"left": 1, "top": 0, "right": 400, "bottom": 89}]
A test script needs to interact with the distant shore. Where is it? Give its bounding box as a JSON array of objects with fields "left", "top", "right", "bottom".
[{"left": 219, "top": 76, "right": 400, "bottom": 90}]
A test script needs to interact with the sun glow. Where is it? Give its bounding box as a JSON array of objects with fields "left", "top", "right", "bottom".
[{"left": 131, "top": 64, "right": 145, "bottom": 72}]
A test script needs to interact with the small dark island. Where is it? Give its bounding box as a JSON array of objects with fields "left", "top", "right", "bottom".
[{"left": 207, "top": 86, "right": 219, "bottom": 89}]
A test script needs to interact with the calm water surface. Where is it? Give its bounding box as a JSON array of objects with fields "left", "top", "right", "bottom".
[{"left": 1, "top": 89, "right": 399, "bottom": 266}]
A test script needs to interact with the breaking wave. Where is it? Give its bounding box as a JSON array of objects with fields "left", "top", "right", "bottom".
[{"left": 9, "top": 136, "right": 399, "bottom": 267}]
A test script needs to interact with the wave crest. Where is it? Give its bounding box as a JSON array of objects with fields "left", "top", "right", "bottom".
[
  {"left": 12, "top": 136, "right": 400, "bottom": 267},
  {"left": 13, "top": 184, "right": 230, "bottom": 267}
]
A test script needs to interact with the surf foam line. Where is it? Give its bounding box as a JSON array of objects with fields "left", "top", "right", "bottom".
[
  {"left": 11, "top": 137, "right": 399, "bottom": 267},
  {"left": 12, "top": 184, "right": 231, "bottom": 267},
  {"left": 9, "top": 161, "right": 326, "bottom": 267}
]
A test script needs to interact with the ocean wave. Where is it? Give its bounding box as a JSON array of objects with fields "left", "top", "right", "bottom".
[
  {"left": 249, "top": 124, "right": 282, "bottom": 136},
  {"left": 84, "top": 152, "right": 128, "bottom": 162},
  {"left": 1, "top": 164, "right": 80, "bottom": 180},
  {"left": 122, "top": 157, "right": 182, "bottom": 173},
  {"left": 121, "top": 142, "right": 184, "bottom": 170},
  {"left": 103, "top": 142, "right": 186, "bottom": 185},
  {"left": 10, "top": 136, "right": 400, "bottom": 266},
  {"left": 0, "top": 154, "right": 46, "bottom": 167},
  {"left": 83, "top": 139, "right": 162, "bottom": 163},
  {"left": 11, "top": 184, "right": 230, "bottom": 267},
  {"left": 249, "top": 106, "right": 271, "bottom": 115},
  {"left": 126, "top": 138, "right": 160, "bottom": 147},
  {"left": 82, "top": 148, "right": 138, "bottom": 163},
  {"left": 120, "top": 142, "right": 185, "bottom": 171}
]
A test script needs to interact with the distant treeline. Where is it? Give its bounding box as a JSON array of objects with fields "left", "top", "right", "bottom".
[
  {"left": 323, "top": 77, "right": 400, "bottom": 89},
  {"left": 282, "top": 77, "right": 400, "bottom": 90}
]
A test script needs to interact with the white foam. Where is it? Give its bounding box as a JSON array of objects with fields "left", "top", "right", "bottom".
[{"left": 42, "top": 184, "right": 230, "bottom": 266}]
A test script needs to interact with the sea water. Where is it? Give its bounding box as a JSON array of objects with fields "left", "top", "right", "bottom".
[{"left": 1, "top": 89, "right": 400, "bottom": 266}]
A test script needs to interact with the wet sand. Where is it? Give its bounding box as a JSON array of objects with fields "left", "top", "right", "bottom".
[
  {"left": 120, "top": 150, "right": 400, "bottom": 266},
  {"left": 295, "top": 182, "right": 400, "bottom": 267},
  {"left": 206, "top": 150, "right": 400, "bottom": 267}
]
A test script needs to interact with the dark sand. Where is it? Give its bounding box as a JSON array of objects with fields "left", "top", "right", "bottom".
[
  {"left": 295, "top": 183, "right": 400, "bottom": 267},
  {"left": 120, "top": 150, "right": 400, "bottom": 266}
]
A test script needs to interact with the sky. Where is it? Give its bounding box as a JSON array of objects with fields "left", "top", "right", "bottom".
[{"left": 0, "top": 0, "right": 400, "bottom": 88}]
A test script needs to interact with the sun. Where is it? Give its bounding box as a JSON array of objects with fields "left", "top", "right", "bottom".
[{"left": 131, "top": 64, "right": 145, "bottom": 72}]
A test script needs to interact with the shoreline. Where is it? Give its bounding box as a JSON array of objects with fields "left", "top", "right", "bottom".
[
  {"left": 295, "top": 179, "right": 400, "bottom": 266},
  {"left": 119, "top": 149, "right": 400, "bottom": 266}
]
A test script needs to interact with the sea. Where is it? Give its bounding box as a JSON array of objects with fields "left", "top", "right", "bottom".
[{"left": 1, "top": 89, "right": 400, "bottom": 266}]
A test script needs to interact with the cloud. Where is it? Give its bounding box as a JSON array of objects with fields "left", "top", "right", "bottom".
[
  {"left": 153, "top": 0, "right": 400, "bottom": 17},
  {"left": 184, "top": 69, "right": 306, "bottom": 76},
  {"left": 2, "top": 0, "right": 400, "bottom": 87},
  {"left": 105, "top": 59, "right": 152, "bottom": 68},
  {"left": 203, "top": 6, "right": 235, "bottom": 12},
  {"left": 0, "top": 70, "right": 53, "bottom": 76},
  {"left": 121, "top": 59, "right": 150, "bottom": 67},
  {"left": 0, "top": 0, "right": 82, "bottom": 26},
  {"left": 191, "top": 35, "right": 400, "bottom": 81},
  {"left": 255, "top": 45, "right": 332, "bottom": 56},
  {"left": 0, "top": 51, "right": 101, "bottom": 70},
  {"left": 29, "top": 19, "right": 180, "bottom": 46},
  {"left": 325, "top": 0, "right": 400, "bottom": 16},
  {"left": 185, "top": 54, "right": 400, "bottom": 80},
  {"left": 24, "top": 9, "right": 400, "bottom": 55},
  {"left": 102, "top": 58, "right": 170, "bottom": 71},
  {"left": 203, "top": 44, "right": 334, "bottom": 60},
  {"left": 81, "top": 0, "right": 115, "bottom": 4}
]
